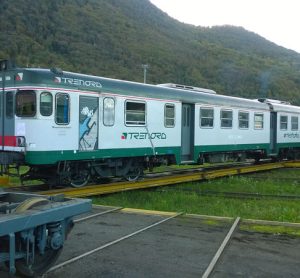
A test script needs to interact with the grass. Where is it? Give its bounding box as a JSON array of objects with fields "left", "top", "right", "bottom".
[
  {"left": 94, "top": 168, "right": 300, "bottom": 224},
  {"left": 0, "top": 166, "right": 43, "bottom": 187},
  {"left": 240, "top": 223, "right": 300, "bottom": 236}
]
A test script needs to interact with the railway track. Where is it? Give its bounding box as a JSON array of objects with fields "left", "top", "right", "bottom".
[
  {"left": 3, "top": 161, "right": 253, "bottom": 191},
  {"left": 2, "top": 161, "right": 299, "bottom": 198},
  {"left": 37, "top": 161, "right": 290, "bottom": 198}
]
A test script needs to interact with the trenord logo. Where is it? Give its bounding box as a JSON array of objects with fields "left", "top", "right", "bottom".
[
  {"left": 54, "top": 77, "right": 102, "bottom": 88},
  {"left": 121, "top": 132, "right": 167, "bottom": 140}
]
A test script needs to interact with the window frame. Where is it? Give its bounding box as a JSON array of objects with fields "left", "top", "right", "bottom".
[
  {"left": 55, "top": 93, "right": 70, "bottom": 125},
  {"left": 5, "top": 91, "right": 14, "bottom": 118},
  {"left": 40, "top": 91, "right": 53, "bottom": 117},
  {"left": 103, "top": 97, "right": 115, "bottom": 126},
  {"left": 291, "top": 116, "right": 299, "bottom": 131},
  {"left": 220, "top": 109, "right": 233, "bottom": 129},
  {"left": 238, "top": 111, "right": 249, "bottom": 129},
  {"left": 164, "top": 103, "right": 175, "bottom": 128},
  {"left": 200, "top": 107, "right": 214, "bottom": 128},
  {"left": 15, "top": 90, "right": 36, "bottom": 118},
  {"left": 254, "top": 113, "right": 264, "bottom": 130},
  {"left": 280, "top": 115, "right": 288, "bottom": 130},
  {"left": 125, "top": 100, "right": 146, "bottom": 126}
]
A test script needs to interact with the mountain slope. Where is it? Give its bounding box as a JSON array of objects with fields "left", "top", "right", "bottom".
[{"left": 1, "top": 0, "right": 300, "bottom": 104}]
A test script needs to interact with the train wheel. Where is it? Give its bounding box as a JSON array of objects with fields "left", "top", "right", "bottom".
[
  {"left": 15, "top": 248, "right": 62, "bottom": 277},
  {"left": 124, "top": 167, "right": 142, "bottom": 181},
  {"left": 14, "top": 197, "right": 63, "bottom": 277},
  {"left": 70, "top": 171, "right": 90, "bottom": 187},
  {"left": 69, "top": 163, "right": 90, "bottom": 188}
]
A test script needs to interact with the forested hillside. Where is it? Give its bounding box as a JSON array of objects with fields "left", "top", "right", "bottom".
[{"left": 1, "top": 0, "right": 300, "bottom": 103}]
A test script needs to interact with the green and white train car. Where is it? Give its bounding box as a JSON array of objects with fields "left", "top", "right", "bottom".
[
  {"left": 1, "top": 60, "right": 300, "bottom": 187},
  {"left": 263, "top": 99, "right": 300, "bottom": 157}
]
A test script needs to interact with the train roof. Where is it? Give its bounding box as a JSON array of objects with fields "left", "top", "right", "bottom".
[
  {"left": 2, "top": 67, "right": 271, "bottom": 110},
  {"left": 256, "top": 98, "right": 300, "bottom": 114},
  {"left": 268, "top": 103, "right": 300, "bottom": 114}
]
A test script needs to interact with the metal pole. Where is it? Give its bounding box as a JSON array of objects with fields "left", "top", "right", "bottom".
[{"left": 142, "top": 64, "right": 149, "bottom": 84}]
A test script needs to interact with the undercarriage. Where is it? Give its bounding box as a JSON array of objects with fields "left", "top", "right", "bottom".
[{"left": 20, "top": 155, "right": 174, "bottom": 187}]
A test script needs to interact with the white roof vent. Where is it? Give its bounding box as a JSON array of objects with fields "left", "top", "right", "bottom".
[
  {"left": 256, "top": 98, "right": 291, "bottom": 105},
  {"left": 157, "top": 83, "right": 217, "bottom": 94}
]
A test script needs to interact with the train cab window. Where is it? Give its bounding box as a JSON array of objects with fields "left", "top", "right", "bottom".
[
  {"left": 238, "top": 111, "right": 249, "bottom": 129},
  {"left": 55, "top": 93, "right": 70, "bottom": 124},
  {"left": 291, "top": 116, "right": 298, "bottom": 131},
  {"left": 165, "top": 104, "right": 175, "bottom": 127},
  {"left": 6, "top": 91, "right": 14, "bottom": 118},
  {"left": 125, "top": 101, "right": 146, "bottom": 126},
  {"left": 40, "top": 92, "right": 53, "bottom": 116},
  {"left": 280, "top": 115, "right": 288, "bottom": 130},
  {"left": 200, "top": 107, "right": 214, "bottom": 128},
  {"left": 220, "top": 109, "right": 233, "bottom": 128},
  {"left": 16, "top": 90, "right": 36, "bottom": 117},
  {"left": 103, "top": 97, "right": 115, "bottom": 126},
  {"left": 254, "top": 113, "right": 264, "bottom": 129}
]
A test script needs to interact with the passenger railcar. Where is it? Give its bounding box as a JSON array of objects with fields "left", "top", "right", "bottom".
[
  {"left": 259, "top": 98, "right": 300, "bottom": 159},
  {"left": 1, "top": 60, "right": 300, "bottom": 187}
]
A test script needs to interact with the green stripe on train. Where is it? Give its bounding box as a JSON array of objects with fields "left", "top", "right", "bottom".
[
  {"left": 25, "top": 146, "right": 182, "bottom": 165},
  {"left": 194, "top": 143, "right": 270, "bottom": 153},
  {"left": 25, "top": 142, "right": 300, "bottom": 165}
]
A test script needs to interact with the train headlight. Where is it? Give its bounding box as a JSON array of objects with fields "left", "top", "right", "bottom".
[{"left": 16, "top": 136, "right": 26, "bottom": 147}]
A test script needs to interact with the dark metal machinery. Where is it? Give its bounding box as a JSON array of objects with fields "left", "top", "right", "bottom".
[{"left": 0, "top": 190, "right": 91, "bottom": 277}]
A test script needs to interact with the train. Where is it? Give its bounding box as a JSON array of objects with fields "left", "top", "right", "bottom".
[{"left": 1, "top": 59, "right": 300, "bottom": 187}]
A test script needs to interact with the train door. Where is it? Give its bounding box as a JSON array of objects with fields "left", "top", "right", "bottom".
[
  {"left": 0, "top": 76, "right": 4, "bottom": 152},
  {"left": 270, "top": 112, "right": 277, "bottom": 153},
  {"left": 181, "top": 104, "right": 194, "bottom": 162},
  {"left": 78, "top": 96, "right": 99, "bottom": 151},
  {"left": 0, "top": 74, "right": 15, "bottom": 152}
]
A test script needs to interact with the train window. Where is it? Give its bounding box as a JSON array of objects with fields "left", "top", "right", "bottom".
[
  {"left": 220, "top": 109, "right": 233, "bottom": 128},
  {"left": 291, "top": 116, "right": 298, "bottom": 131},
  {"left": 16, "top": 90, "right": 36, "bottom": 117},
  {"left": 125, "top": 101, "right": 146, "bottom": 126},
  {"left": 165, "top": 104, "right": 175, "bottom": 127},
  {"left": 280, "top": 115, "right": 288, "bottom": 130},
  {"left": 254, "top": 113, "right": 264, "bottom": 129},
  {"left": 40, "top": 92, "right": 53, "bottom": 116},
  {"left": 238, "top": 111, "right": 249, "bottom": 129},
  {"left": 6, "top": 91, "right": 14, "bottom": 118},
  {"left": 200, "top": 107, "right": 214, "bottom": 128},
  {"left": 103, "top": 97, "right": 115, "bottom": 126},
  {"left": 55, "top": 93, "right": 70, "bottom": 124}
]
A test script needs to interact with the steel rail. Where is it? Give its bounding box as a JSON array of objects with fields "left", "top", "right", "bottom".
[
  {"left": 284, "top": 161, "right": 300, "bottom": 168},
  {"left": 202, "top": 217, "right": 240, "bottom": 278},
  {"left": 39, "top": 162, "right": 286, "bottom": 198},
  {"left": 74, "top": 207, "right": 122, "bottom": 223},
  {"left": 47, "top": 212, "right": 182, "bottom": 274}
]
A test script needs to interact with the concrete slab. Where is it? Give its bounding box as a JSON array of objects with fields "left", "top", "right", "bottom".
[
  {"left": 46, "top": 211, "right": 232, "bottom": 278},
  {"left": 213, "top": 230, "right": 300, "bottom": 277},
  {"left": 1, "top": 207, "right": 299, "bottom": 277}
]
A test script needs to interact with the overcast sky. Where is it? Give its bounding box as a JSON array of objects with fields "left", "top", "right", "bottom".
[{"left": 150, "top": 0, "right": 300, "bottom": 53}]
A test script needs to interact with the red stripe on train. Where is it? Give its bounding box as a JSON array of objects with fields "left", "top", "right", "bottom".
[{"left": 0, "top": 136, "right": 17, "bottom": 147}]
